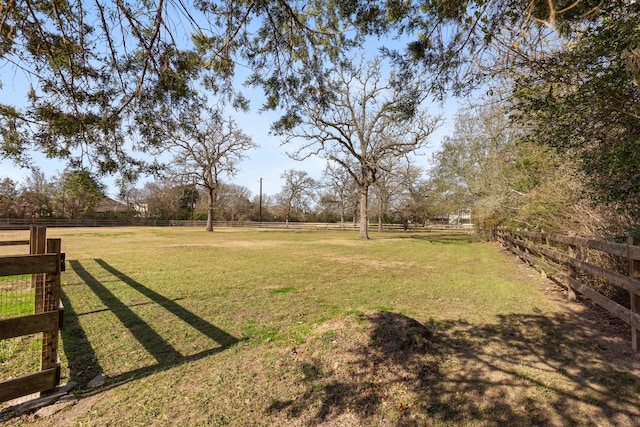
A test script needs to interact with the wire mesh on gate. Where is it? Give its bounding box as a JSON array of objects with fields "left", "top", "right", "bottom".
[{"left": 0, "top": 273, "right": 42, "bottom": 380}]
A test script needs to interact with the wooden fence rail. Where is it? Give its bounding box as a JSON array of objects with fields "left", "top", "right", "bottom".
[
  {"left": 495, "top": 228, "right": 640, "bottom": 351},
  {"left": 0, "top": 218, "right": 474, "bottom": 232},
  {"left": 0, "top": 226, "right": 65, "bottom": 403}
]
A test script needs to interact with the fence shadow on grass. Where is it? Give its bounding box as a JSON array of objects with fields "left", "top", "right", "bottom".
[
  {"left": 64, "top": 259, "right": 238, "bottom": 392},
  {"left": 59, "top": 288, "right": 103, "bottom": 386},
  {"left": 94, "top": 258, "right": 238, "bottom": 349},
  {"left": 267, "top": 310, "right": 640, "bottom": 426}
]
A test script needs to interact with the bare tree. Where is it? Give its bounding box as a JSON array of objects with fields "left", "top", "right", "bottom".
[
  {"left": 394, "top": 162, "right": 430, "bottom": 225},
  {"left": 321, "top": 163, "right": 359, "bottom": 228},
  {"left": 138, "top": 180, "right": 176, "bottom": 220},
  {"left": 276, "top": 169, "right": 317, "bottom": 224},
  {"left": 17, "top": 169, "right": 53, "bottom": 219},
  {"left": 215, "top": 183, "right": 253, "bottom": 221},
  {"left": 275, "top": 56, "right": 440, "bottom": 239},
  {"left": 171, "top": 110, "right": 257, "bottom": 231},
  {"left": 370, "top": 157, "right": 409, "bottom": 231}
]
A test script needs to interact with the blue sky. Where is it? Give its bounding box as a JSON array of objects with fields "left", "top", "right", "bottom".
[
  {"left": 0, "top": 89, "right": 458, "bottom": 199},
  {"left": 228, "top": 98, "right": 457, "bottom": 198},
  {"left": 0, "top": 13, "right": 461, "bottom": 200}
]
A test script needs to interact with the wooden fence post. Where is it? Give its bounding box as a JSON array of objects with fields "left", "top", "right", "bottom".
[
  {"left": 31, "top": 226, "right": 47, "bottom": 313},
  {"left": 539, "top": 229, "right": 550, "bottom": 280},
  {"left": 567, "top": 244, "right": 578, "bottom": 302},
  {"left": 629, "top": 236, "right": 640, "bottom": 352},
  {"left": 41, "top": 238, "right": 62, "bottom": 386}
]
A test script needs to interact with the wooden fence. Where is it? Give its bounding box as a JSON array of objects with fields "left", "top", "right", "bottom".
[
  {"left": 495, "top": 228, "right": 640, "bottom": 351},
  {"left": 0, "top": 218, "right": 473, "bottom": 232},
  {"left": 0, "top": 226, "right": 65, "bottom": 403}
]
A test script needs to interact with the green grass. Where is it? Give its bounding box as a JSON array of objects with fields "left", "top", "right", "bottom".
[
  {"left": 0, "top": 297, "right": 33, "bottom": 317},
  {"left": 0, "top": 288, "right": 34, "bottom": 317},
  {"left": 0, "top": 335, "right": 41, "bottom": 376},
  {"left": 0, "top": 284, "right": 37, "bottom": 379},
  {"left": 0, "top": 274, "right": 30, "bottom": 282},
  {"left": 2, "top": 227, "right": 639, "bottom": 426}
]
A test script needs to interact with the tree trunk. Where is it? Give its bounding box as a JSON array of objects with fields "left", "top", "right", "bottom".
[
  {"left": 352, "top": 200, "right": 358, "bottom": 227},
  {"left": 377, "top": 200, "right": 383, "bottom": 232},
  {"left": 206, "top": 188, "right": 214, "bottom": 232},
  {"left": 359, "top": 187, "right": 369, "bottom": 239}
]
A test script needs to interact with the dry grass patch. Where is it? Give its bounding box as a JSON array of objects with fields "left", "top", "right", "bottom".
[{"left": 322, "top": 253, "right": 423, "bottom": 271}]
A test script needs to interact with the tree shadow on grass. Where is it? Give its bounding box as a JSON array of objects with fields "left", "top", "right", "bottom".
[
  {"left": 377, "top": 233, "right": 473, "bottom": 245},
  {"left": 267, "top": 310, "right": 640, "bottom": 426},
  {"left": 62, "top": 259, "right": 238, "bottom": 391}
]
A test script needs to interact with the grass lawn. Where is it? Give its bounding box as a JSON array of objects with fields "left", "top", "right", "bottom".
[{"left": 1, "top": 227, "right": 639, "bottom": 426}]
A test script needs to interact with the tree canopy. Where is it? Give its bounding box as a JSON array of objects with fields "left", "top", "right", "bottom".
[
  {"left": 509, "top": 2, "right": 640, "bottom": 213},
  {"left": 3, "top": 0, "right": 599, "bottom": 174},
  {"left": 2, "top": 0, "right": 639, "bottom": 232},
  {"left": 0, "top": 0, "right": 361, "bottom": 177}
]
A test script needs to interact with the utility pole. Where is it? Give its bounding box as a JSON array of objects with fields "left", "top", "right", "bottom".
[{"left": 259, "top": 177, "right": 263, "bottom": 222}]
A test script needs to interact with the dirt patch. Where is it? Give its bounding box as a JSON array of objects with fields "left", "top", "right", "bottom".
[
  {"left": 261, "top": 306, "right": 640, "bottom": 426},
  {"left": 264, "top": 311, "right": 442, "bottom": 426}
]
